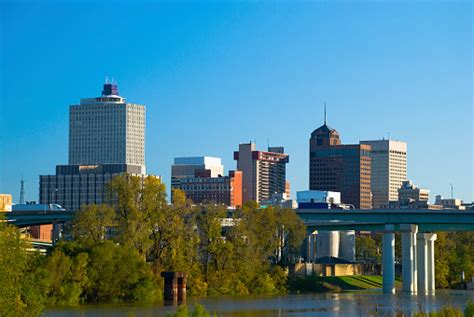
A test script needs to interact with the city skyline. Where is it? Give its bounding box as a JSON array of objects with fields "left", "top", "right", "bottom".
[{"left": 1, "top": 1, "right": 472, "bottom": 202}]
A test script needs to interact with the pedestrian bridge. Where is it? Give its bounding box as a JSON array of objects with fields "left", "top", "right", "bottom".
[{"left": 296, "top": 209, "right": 474, "bottom": 294}]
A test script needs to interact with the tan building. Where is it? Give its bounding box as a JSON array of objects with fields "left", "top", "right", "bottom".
[
  {"left": 386, "top": 180, "right": 441, "bottom": 209},
  {"left": 434, "top": 195, "right": 466, "bottom": 210},
  {"left": 234, "top": 143, "right": 289, "bottom": 204},
  {"left": 360, "top": 140, "right": 407, "bottom": 208},
  {"left": 309, "top": 121, "right": 372, "bottom": 209},
  {"left": 0, "top": 194, "right": 12, "bottom": 211}
]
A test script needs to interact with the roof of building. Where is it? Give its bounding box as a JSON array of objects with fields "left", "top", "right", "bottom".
[{"left": 311, "top": 124, "right": 339, "bottom": 138}]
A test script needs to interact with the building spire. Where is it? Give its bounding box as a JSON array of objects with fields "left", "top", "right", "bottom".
[{"left": 324, "top": 102, "right": 327, "bottom": 125}]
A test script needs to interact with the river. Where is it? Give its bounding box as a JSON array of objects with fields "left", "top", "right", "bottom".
[{"left": 44, "top": 290, "right": 473, "bottom": 317}]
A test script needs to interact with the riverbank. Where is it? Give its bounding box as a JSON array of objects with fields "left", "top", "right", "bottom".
[
  {"left": 287, "top": 275, "right": 403, "bottom": 293},
  {"left": 44, "top": 290, "right": 474, "bottom": 317}
]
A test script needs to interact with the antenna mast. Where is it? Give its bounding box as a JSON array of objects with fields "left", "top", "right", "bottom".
[
  {"left": 324, "top": 102, "right": 327, "bottom": 125},
  {"left": 19, "top": 176, "right": 25, "bottom": 204}
]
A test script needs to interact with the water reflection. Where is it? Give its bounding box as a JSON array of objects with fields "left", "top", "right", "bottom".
[{"left": 44, "top": 290, "right": 474, "bottom": 317}]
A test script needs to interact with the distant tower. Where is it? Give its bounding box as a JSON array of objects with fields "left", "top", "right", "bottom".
[{"left": 19, "top": 177, "right": 25, "bottom": 204}]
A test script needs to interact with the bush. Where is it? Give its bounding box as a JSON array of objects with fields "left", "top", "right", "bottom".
[{"left": 465, "top": 300, "right": 474, "bottom": 317}]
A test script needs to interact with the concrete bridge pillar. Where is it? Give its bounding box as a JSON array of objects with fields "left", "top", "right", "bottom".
[
  {"left": 382, "top": 224, "right": 396, "bottom": 294},
  {"left": 417, "top": 233, "right": 437, "bottom": 293},
  {"left": 427, "top": 233, "right": 437, "bottom": 292},
  {"left": 401, "top": 224, "right": 418, "bottom": 293}
]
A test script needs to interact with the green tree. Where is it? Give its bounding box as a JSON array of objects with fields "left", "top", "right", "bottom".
[
  {"left": 43, "top": 249, "right": 89, "bottom": 305},
  {"left": 0, "top": 221, "right": 46, "bottom": 316},
  {"left": 356, "top": 235, "right": 380, "bottom": 262},
  {"left": 71, "top": 204, "right": 116, "bottom": 244},
  {"left": 84, "top": 240, "right": 158, "bottom": 303}
]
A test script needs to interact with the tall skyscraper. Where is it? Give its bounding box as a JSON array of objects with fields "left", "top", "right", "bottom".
[
  {"left": 360, "top": 139, "right": 407, "bottom": 208},
  {"left": 234, "top": 143, "right": 289, "bottom": 204},
  {"left": 40, "top": 82, "right": 150, "bottom": 210},
  {"left": 69, "top": 81, "right": 146, "bottom": 173},
  {"left": 309, "top": 117, "right": 372, "bottom": 209}
]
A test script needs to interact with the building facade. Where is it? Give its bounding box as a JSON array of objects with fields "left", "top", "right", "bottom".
[
  {"left": 385, "top": 180, "right": 442, "bottom": 209},
  {"left": 361, "top": 140, "right": 407, "bottom": 208},
  {"left": 309, "top": 122, "right": 372, "bottom": 209},
  {"left": 40, "top": 82, "right": 149, "bottom": 210},
  {"left": 234, "top": 143, "right": 289, "bottom": 204},
  {"left": 434, "top": 196, "right": 466, "bottom": 210},
  {"left": 40, "top": 164, "right": 149, "bottom": 211},
  {"left": 0, "top": 194, "right": 12, "bottom": 211},
  {"left": 171, "top": 156, "right": 224, "bottom": 190},
  {"left": 69, "top": 82, "right": 146, "bottom": 172},
  {"left": 174, "top": 170, "right": 242, "bottom": 207}
]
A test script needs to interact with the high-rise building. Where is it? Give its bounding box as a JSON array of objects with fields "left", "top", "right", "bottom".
[
  {"left": 40, "top": 82, "right": 150, "bottom": 210},
  {"left": 234, "top": 143, "right": 289, "bottom": 203},
  {"left": 69, "top": 81, "right": 146, "bottom": 173},
  {"left": 309, "top": 118, "right": 372, "bottom": 209},
  {"left": 171, "top": 156, "right": 224, "bottom": 189},
  {"left": 174, "top": 170, "right": 242, "bottom": 207},
  {"left": 360, "top": 140, "right": 407, "bottom": 208}
]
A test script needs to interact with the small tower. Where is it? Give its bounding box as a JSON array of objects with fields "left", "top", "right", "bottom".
[{"left": 19, "top": 177, "right": 25, "bottom": 204}]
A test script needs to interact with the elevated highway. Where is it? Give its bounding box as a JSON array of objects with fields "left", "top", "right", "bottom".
[{"left": 296, "top": 209, "right": 474, "bottom": 294}]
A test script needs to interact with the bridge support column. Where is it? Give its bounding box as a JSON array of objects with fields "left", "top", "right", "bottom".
[
  {"left": 417, "top": 233, "right": 437, "bottom": 293},
  {"left": 382, "top": 224, "right": 395, "bottom": 294},
  {"left": 401, "top": 224, "right": 418, "bottom": 293},
  {"left": 427, "top": 233, "right": 437, "bottom": 292}
]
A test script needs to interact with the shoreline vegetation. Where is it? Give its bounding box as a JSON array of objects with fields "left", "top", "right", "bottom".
[{"left": 0, "top": 175, "right": 472, "bottom": 316}]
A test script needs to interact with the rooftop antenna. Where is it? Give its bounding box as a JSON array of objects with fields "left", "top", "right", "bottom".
[
  {"left": 19, "top": 176, "right": 25, "bottom": 204},
  {"left": 324, "top": 102, "right": 327, "bottom": 125},
  {"left": 450, "top": 183, "right": 454, "bottom": 199},
  {"left": 388, "top": 131, "right": 390, "bottom": 140},
  {"left": 267, "top": 137, "right": 270, "bottom": 149}
]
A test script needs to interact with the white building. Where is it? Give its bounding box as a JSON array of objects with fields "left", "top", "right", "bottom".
[
  {"left": 69, "top": 82, "right": 146, "bottom": 174},
  {"left": 171, "top": 156, "right": 224, "bottom": 189},
  {"left": 360, "top": 139, "right": 407, "bottom": 208},
  {"left": 297, "top": 190, "right": 341, "bottom": 205}
]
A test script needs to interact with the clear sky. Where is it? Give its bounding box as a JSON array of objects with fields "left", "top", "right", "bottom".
[{"left": 1, "top": 1, "right": 472, "bottom": 203}]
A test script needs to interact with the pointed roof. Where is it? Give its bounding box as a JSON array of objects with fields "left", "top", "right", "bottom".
[{"left": 310, "top": 103, "right": 339, "bottom": 137}]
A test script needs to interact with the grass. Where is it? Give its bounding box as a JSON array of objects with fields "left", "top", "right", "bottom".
[{"left": 287, "top": 275, "right": 402, "bottom": 293}]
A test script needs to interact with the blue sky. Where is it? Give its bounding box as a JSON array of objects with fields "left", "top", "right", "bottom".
[{"left": 1, "top": 1, "right": 472, "bottom": 203}]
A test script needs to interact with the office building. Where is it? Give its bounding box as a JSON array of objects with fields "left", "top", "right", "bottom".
[
  {"left": 69, "top": 81, "right": 145, "bottom": 173},
  {"left": 234, "top": 143, "right": 289, "bottom": 204},
  {"left": 0, "top": 194, "right": 12, "bottom": 211},
  {"left": 361, "top": 140, "right": 407, "bottom": 208},
  {"left": 40, "top": 82, "right": 150, "bottom": 210},
  {"left": 174, "top": 170, "right": 242, "bottom": 207},
  {"left": 309, "top": 118, "right": 372, "bottom": 209},
  {"left": 387, "top": 180, "right": 441, "bottom": 209},
  {"left": 171, "top": 156, "right": 224, "bottom": 190},
  {"left": 40, "top": 164, "right": 153, "bottom": 211},
  {"left": 434, "top": 195, "right": 466, "bottom": 210}
]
